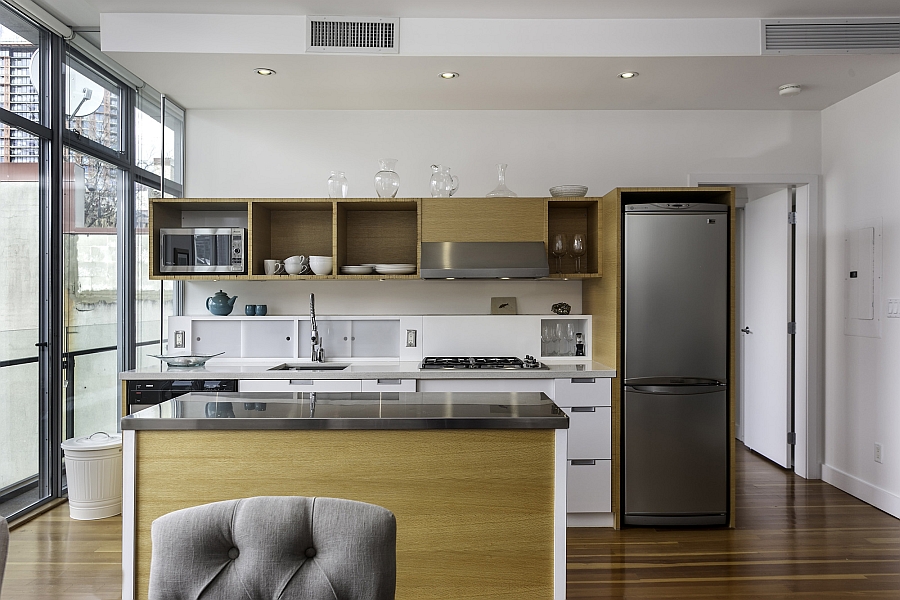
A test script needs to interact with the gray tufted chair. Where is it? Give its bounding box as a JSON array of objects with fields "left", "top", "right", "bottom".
[
  {"left": 0, "top": 515, "right": 8, "bottom": 594},
  {"left": 148, "top": 496, "right": 396, "bottom": 600}
]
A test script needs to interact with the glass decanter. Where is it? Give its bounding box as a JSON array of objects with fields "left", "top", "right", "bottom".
[
  {"left": 373, "top": 158, "right": 400, "bottom": 198},
  {"left": 486, "top": 163, "right": 517, "bottom": 197},
  {"left": 327, "top": 171, "right": 349, "bottom": 198}
]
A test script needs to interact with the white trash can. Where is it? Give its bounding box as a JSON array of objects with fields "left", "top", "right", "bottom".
[{"left": 61, "top": 432, "right": 123, "bottom": 520}]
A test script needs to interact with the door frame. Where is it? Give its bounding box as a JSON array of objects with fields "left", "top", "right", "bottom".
[{"left": 690, "top": 173, "right": 822, "bottom": 479}]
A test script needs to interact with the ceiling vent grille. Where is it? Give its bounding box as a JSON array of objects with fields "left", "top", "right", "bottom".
[
  {"left": 307, "top": 16, "right": 399, "bottom": 54},
  {"left": 762, "top": 19, "right": 900, "bottom": 54}
]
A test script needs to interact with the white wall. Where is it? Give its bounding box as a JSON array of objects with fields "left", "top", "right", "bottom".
[
  {"left": 184, "top": 108, "right": 821, "bottom": 319},
  {"left": 821, "top": 72, "right": 900, "bottom": 518}
]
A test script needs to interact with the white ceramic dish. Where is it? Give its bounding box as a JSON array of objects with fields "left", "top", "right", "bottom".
[
  {"left": 550, "top": 185, "right": 588, "bottom": 197},
  {"left": 340, "top": 265, "right": 374, "bottom": 275},
  {"left": 375, "top": 264, "right": 416, "bottom": 275}
]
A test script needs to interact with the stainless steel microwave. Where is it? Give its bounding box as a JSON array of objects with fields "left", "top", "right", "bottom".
[{"left": 160, "top": 228, "right": 246, "bottom": 274}]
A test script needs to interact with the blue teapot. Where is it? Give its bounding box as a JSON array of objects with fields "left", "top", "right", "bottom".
[{"left": 206, "top": 290, "right": 238, "bottom": 316}]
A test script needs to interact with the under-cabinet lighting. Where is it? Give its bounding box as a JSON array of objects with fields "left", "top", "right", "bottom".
[
  {"left": 439, "top": 71, "right": 459, "bottom": 79},
  {"left": 617, "top": 71, "right": 638, "bottom": 79},
  {"left": 255, "top": 68, "right": 276, "bottom": 76},
  {"left": 501, "top": 277, "right": 510, "bottom": 280},
  {"left": 446, "top": 277, "right": 455, "bottom": 280}
]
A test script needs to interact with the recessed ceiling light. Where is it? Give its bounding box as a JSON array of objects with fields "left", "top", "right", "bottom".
[
  {"left": 618, "top": 71, "right": 639, "bottom": 79},
  {"left": 255, "top": 68, "right": 276, "bottom": 76},
  {"left": 439, "top": 72, "right": 459, "bottom": 79}
]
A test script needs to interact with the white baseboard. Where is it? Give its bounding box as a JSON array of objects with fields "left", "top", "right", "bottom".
[
  {"left": 567, "top": 512, "right": 615, "bottom": 528},
  {"left": 821, "top": 463, "right": 900, "bottom": 519}
]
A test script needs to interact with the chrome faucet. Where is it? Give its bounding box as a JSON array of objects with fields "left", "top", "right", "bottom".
[{"left": 310, "top": 293, "right": 324, "bottom": 362}]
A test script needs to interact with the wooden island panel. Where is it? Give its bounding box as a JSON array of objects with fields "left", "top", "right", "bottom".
[{"left": 133, "top": 429, "right": 556, "bottom": 600}]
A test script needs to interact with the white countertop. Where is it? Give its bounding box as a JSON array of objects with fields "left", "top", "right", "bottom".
[{"left": 120, "top": 359, "right": 615, "bottom": 380}]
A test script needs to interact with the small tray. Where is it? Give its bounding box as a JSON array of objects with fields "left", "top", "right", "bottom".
[{"left": 150, "top": 352, "right": 224, "bottom": 367}]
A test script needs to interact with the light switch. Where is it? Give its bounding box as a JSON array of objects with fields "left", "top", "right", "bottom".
[{"left": 888, "top": 299, "right": 900, "bottom": 318}]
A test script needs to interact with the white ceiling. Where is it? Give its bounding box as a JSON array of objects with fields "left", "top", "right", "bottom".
[{"left": 34, "top": 0, "right": 900, "bottom": 111}]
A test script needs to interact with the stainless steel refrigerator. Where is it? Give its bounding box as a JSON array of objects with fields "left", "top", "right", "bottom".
[{"left": 623, "top": 202, "right": 729, "bottom": 526}]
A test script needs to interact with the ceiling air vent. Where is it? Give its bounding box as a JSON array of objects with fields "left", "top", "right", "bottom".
[
  {"left": 307, "top": 16, "right": 399, "bottom": 54},
  {"left": 762, "top": 19, "right": 900, "bottom": 54}
]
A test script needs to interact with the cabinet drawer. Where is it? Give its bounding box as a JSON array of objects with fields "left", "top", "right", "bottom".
[
  {"left": 361, "top": 379, "right": 417, "bottom": 392},
  {"left": 567, "top": 459, "right": 612, "bottom": 513},
  {"left": 239, "top": 379, "right": 362, "bottom": 393},
  {"left": 560, "top": 407, "right": 611, "bottom": 459},
  {"left": 555, "top": 377, "right": 611, "bottom": 407}
]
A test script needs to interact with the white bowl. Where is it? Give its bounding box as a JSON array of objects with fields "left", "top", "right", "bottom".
[{"left": 309, "top": 256, "right": 333, "bottom": 275}]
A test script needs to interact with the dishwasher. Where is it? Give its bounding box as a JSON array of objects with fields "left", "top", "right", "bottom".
[{"left": 126, "top": 379, "right": 238, "bottom": 414}]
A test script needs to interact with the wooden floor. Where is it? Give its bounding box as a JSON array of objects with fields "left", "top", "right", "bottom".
[
  {"left": 569, "top": 444, "right": 900, "bottom": 598},
  {"left": 5, "top": 443, "right": 899, "bottom": 599}
]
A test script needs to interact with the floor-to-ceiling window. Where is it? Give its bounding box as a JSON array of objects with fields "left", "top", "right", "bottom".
[{"left": 0, "top": 5, "right": 184, "bottom": 519}]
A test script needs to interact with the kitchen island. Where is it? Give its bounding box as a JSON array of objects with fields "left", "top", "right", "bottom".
[{"left": 121, "top": 391, "right": 568, "bottom": 600}]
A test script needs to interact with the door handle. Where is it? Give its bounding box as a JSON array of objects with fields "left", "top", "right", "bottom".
[{"left": 741, "top": 327, "right": 752, "bottom": 334}]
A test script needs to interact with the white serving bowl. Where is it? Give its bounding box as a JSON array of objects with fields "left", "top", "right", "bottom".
[{"left": 309, "top": 256, "right": 333, "bottom": 275}]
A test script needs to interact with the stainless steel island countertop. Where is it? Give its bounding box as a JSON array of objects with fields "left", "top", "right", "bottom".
[{"left": 121, "top": 391, "right": 569, "bottom": 430}]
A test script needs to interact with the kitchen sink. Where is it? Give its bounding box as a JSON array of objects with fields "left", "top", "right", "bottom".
[{"left": 268, "top": 363, "right": 350, "bottom": 371}]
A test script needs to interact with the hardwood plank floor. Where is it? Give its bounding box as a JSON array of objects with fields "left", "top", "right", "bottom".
[
  {"left": 568, "top": 444, "right": 900, "bottom": 598},
  {"left": 4, "top": 443, "right": 899, "bottom": 599}
]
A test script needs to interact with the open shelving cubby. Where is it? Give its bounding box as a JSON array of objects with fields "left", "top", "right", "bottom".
[
  {"left": 336, "top": 199, "right": 420, "bottom": 279},
  {"left": 546, "top": 198, "right": 601, "bottom": 278},
  {"left": 249, "top": 199, "right": 334, "bottom": 280}
]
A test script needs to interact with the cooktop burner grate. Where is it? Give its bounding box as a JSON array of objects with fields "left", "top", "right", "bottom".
[{"left": 420, "top": 356, "right": 544, "bottom": 369}]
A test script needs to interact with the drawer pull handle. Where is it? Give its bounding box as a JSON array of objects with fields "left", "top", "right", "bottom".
[
  {"left": 376, "top": 379, "right": 402, "bottom": 385},
  {"left": 289, "top": 379, "right": 314, "bottom": 385},
  {"left": 571, "top": 406, "right": 596, "bottom": 412},
  {"left": 571, "top": 459, "right": 596, "bottom": 466},
  {"left": 571, "top": 377, "right": 596, "bottom": 384}
]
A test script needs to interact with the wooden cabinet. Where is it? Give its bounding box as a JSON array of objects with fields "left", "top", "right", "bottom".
[{"left": 150, "top": 196, "right": 604, "bottom": 281}]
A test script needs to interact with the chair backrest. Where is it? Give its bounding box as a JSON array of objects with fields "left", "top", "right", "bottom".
[
  {"left": 148, "top": 496, "right": 396, "bottom": 600},
  {"left": 0, "top": 515, "right": 8, "bottom": 594}
]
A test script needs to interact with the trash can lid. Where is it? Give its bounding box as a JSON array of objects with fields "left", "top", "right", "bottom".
[{"left": 61, "top": 431, "right": 122, "bottom": 451}]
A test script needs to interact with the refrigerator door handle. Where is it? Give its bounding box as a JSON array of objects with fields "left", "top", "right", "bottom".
[{"left": 625, "top": 384, "right": 726, "bottom": 395}]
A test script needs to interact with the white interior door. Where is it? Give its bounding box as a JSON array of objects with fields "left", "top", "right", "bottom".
[{"left": 743, "top": 188, "right": 792, "bottom": 468}]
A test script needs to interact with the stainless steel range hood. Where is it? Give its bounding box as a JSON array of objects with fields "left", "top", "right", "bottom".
[{"left": 420, "top": 242, "right": 550, "bottom": 279}]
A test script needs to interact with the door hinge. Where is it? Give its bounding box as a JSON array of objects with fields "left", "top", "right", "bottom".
[
  {"left": 787, "top": 432, "right": 796, "bottom": 445},
  {"left": 788, "top": 211, "right": 797, "bottom": 225},
  {"left": 788, "top": 322, "right": 796, "bottom": 335}
]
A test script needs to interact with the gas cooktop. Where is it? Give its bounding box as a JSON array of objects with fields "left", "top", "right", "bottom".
[{"left": 420, "top": 356, "right": 546, "bottom": 370}]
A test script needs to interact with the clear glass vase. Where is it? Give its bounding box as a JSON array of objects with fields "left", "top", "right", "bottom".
[
  {"left": 327, "top": 171, "right": 349, "bottom": 198},
  {"left": 486, "top": 163, "right": 517, "bottom": 197},
  {"left": 373, "top": 158, "right": 400, "bottom": 198}
]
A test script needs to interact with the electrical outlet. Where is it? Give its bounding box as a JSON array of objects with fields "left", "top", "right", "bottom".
[
  {"left": 406, "top": 329, "right": 417, "bottom": 347},
  {"left": 875, "top": 443, "right": 883, "bottom": 463},
  {"left": 174, "top": 330, "right": 185, "bottom": 348}
]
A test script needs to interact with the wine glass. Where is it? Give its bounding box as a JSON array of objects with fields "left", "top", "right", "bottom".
[
  {"left": 566, "top": 323, "right": 576, "bottom": 356},
  {"left": 570, "top": 234, "right": 586, "bottom": 274},
  {"left": 551, "top": 234, "right": 567, "bottom": 274},
  {"left": 541, "top": 325, "right": 552, "bottom": 356},
  {"left": 555, "top": 323, "right": 564, "bottom": 356}
]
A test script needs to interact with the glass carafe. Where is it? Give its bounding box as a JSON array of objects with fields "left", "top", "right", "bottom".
[
  {"left": 374, "top": 158, "right": 400, "bottom": 198},
  {"left": 327, "top": 171, "right": 349, "bottom": 198},
  {"left": 486, "top": 163, "right": 517, "bottom": 197},
  {"left": 429, "top": 164, "right": 459, "bottom": 198}
]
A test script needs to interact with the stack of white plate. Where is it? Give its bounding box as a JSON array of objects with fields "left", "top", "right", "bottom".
[
  {"left": 340, "top": 265, "right": 373, "bottom": 275},
  {"left": 375, "top": 263, "right": 416, "bottom": 275},
  {"left": 550, "top": 185, "right": 588, "bottom": 197}
]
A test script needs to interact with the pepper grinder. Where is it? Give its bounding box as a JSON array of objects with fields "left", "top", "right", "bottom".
[{"left": 575, "top": 332, "right": 585, "bottom": 356}]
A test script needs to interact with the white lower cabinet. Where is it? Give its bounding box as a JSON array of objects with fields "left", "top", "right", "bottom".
[
  {"left": 239, "top": 379, "right": 362, "bottom": 392},
  {"left": 567, "top": 459, "right": 612, "bottom": 513},
  {"left": 559, "top": 406, "right": 611, "bottom": 460},
  {"left": 361, "top": 379, "right": 417, "bottom": 392}
]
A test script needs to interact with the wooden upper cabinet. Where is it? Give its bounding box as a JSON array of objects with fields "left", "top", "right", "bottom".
[{"left": 421, "top": 198, "right": 545, "bottom": 242}]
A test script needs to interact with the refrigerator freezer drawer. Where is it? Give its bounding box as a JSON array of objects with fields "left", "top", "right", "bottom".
[
  {"left": 554, "top": 377, "right": 611, "bottom": 407},
  {"left": 560, "top": 406, "right": 611, "bottom": 459},
  {"left": 567, "top": 459, "right": 611, "bottom": 513},
  {"left": 624, "top": 386, "right": 728, "bottom": 521}
]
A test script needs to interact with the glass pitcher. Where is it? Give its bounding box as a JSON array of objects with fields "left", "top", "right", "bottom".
[{"left": 429, "top": 164, "right": 459, "bottom": 198}]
